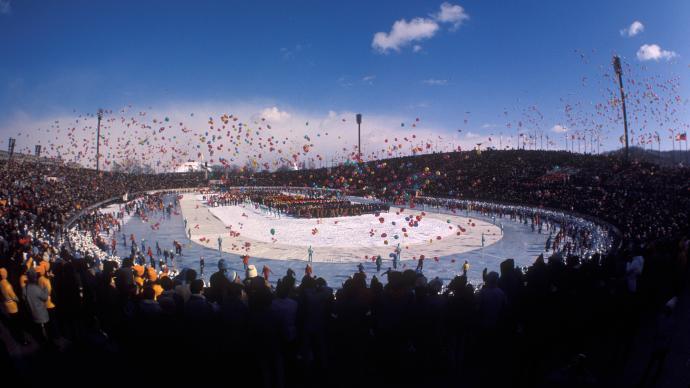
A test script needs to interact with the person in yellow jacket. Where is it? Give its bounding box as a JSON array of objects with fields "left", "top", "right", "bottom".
[
  {"left": 133, "top": 264, "right": 145, "bottom": 291},
  {"left": 146, "top": 267, "right": 163, "bottom": 299},
  {"left": 19, "top": 268, "right": 28, "bottom": 293},
  {"left": 1, "top": 267, "right": 27, "bottom": 345},
  {"left": 1, "top": 267, "right": 19, "bottom": 314},
  {"left": 35, "top": 261, "right": 56, "bottom": 310}
]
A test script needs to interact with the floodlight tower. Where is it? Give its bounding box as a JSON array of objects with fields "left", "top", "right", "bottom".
[
  {"left": 356, "top": 113, "right": 362, "bottom": 161},
  {"left": 612, "top": 56, "right": 629, "bottom": 161},
  {"left": 7, "top": 137, "right": 16, "bottom": 163},
  {"left": 96, "top": 109, "right": 104, "bottom": 172}
]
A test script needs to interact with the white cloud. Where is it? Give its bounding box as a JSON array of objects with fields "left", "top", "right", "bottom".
[
  {"left": 407, "top": 102, "right": 430, "bottom": 109},
  {"left": 551, "top": 124, "right": 568, "bottom": 133},
  {"left": 433, "top": 2, "right": 469, "bottom": 30},
  {"left": 620, "top": 21, "right": 644, "bottom": 37},
  {"left": 465, "top": 131, "right": 480, "bottom": 139},
  {"left": 372, "top": 17, "right": 439, "bottom": 53},
  {"left": 362, "top": 75, "right": 376, "bottom": 84},
  {"left": 422, "top": 79, "right": 448, "bottom": 86},
  {"left": 280, "top": 43, "right": 308, "bottom": 60},
  {"left": 413, "top": 45, "right": 423, "bottom": 53},
  {"left": 259, "top": 106, "right": 291, "bottom": 122},
  {"left": 337, "top": 76, "right": 354, "bottom": 88},
  {"left": 636, "top": 44, "right": 677, "bottom": 61},
  {"left": 0, "top": 0, "right": 10, "bottom": 14},
  {"left": 372, "top": 3, "right": 468, "bottom": 53}
]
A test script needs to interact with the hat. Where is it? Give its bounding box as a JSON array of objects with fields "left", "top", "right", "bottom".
[
  {"left": 218, "top": 259, "right": 228, "bottom": 270},
  {"left": 133, "top": 265, "right": 145, "bottom": 277},
  {"left": 246, "top": 265, "right": 258, "bottom": 278}
]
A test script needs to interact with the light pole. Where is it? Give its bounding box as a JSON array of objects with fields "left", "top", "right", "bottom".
[
  {"left": 612, "top": 56, "right": 629, "bottom": 161},
  {"left": 356, "top": 113, "right": 362, "bottom": 161},
  {"left": 564, "top": 133, "right": 567, "bottom": 152},
  {"left": 96, "top": 109, "right": 103, "bottom": 172},
  {"left": 8, "top": 137, "right": 16, "bottom": 162}
]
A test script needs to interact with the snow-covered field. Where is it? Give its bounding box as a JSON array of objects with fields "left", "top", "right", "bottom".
[
  {"left": 207, "top": 203, "right": 458, "bottom": 248},
  {"left": 182, "top": 193, "right": 503, "bottom": 263}
]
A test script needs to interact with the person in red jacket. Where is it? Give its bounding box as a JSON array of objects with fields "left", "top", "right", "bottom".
[{"left": 262, "top": 265, "right": 273, "bottom": 281}]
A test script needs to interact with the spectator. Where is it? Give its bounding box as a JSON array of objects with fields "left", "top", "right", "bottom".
[
  {"left": 208, "top": 258, "right": 232, "bottom": 303},
  {"left": 0, "top": 267, "right": 25, "bottom": 345},
  {"left": 24, "top": 269, "right": 50, "bottom": 344}
]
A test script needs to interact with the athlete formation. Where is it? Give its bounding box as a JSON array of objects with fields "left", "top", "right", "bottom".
[{"left": 203, "top": 189, "right": 390, "bottom": 218}]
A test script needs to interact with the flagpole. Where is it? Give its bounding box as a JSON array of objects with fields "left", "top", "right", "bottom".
[
  {"left": 672, "top": 130, "right": 676, "bottom": 164},
  {"left": 96, "top": 109, "right": 103, "bottom": 173},
  {"left": 612, "top": 56, "right": 629, "bottom": 161},
  {"left": 565, "top": 133, "right": 567, "bottom": 152}
]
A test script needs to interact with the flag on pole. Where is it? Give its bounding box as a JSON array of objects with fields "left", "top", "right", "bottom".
[{"left": 676, "top": 133, "right": 687, "bottom": 141}]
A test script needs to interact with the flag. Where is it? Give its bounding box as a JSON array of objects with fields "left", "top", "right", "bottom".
[{"left": 676, "top": 133, "right": 687, "bottom": 141}]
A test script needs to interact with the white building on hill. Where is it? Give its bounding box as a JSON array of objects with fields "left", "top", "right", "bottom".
[{"left": 175, "top": 161, "right": 209, "bottom": 173}]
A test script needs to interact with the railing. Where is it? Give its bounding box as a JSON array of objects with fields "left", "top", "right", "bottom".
[{"left": 413, "top": 196, "right": 622, "bottom": 256}]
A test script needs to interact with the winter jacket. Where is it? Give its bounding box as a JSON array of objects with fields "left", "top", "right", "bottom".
[
  {"left": 0, "top": 268, "right": 19, "bottom": 314},
  {"left": 25, "top": 283, "right": 49, "bottom": 324}
]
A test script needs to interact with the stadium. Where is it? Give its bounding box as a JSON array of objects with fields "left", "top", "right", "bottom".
[
  {"left": 2, "top": 2, "right": 690, "bottom": 388},
  {"left": 3, "top": 148, "right": 689, "bottom": 387}
]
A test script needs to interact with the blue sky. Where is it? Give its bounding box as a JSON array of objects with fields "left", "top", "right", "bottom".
[{"left": 0, "top": 0, "right": 688, "bottom": 165}]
